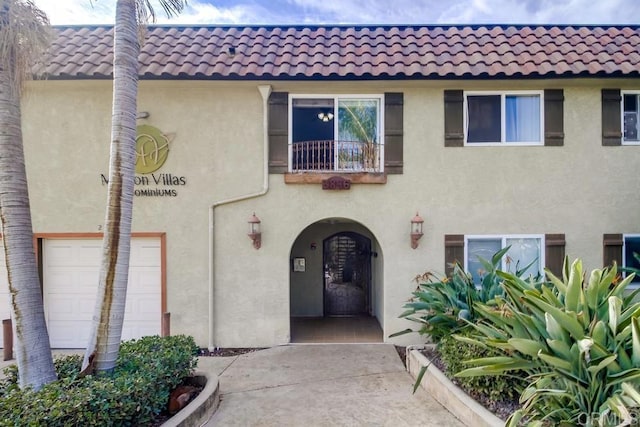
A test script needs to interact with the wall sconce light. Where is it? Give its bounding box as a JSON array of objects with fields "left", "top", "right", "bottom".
[
  {"left": 410, "top": 212, "right": 424, "bottom": 249},
  {"left": 317, "top": 111, "right": 334, "bottom": 122},
  {"left": 247, "top": 213, "right": 261, "bottom": 249},
  {"left": 137, "top": 111, "right": 150, "bottom": 119}
]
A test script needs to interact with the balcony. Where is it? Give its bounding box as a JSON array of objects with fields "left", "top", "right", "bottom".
[{"left": 290, "top": 140, "right": 382, "bottom": 173}]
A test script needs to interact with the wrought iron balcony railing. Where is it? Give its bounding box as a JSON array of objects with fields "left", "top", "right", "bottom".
[{"left": 290, "top": 140, "right": 381, "bottom": 173}]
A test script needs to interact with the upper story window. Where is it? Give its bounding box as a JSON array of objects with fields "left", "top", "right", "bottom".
[
  {"left": 464, "top": 91, "right": 544, "bottom": 146},
  {"left": 289, "top": 95, "right": 383, "bottom": 173},
  {"left": 602, "top": 89, "right": 640, "bottom": 146},
  {"left": 623, "top": 234, "right": 640, "bottom": 284},
  {"left": 623, "top": 91, "right": 640, "bottom": 144},
  {"left": 465, "top": 235, "right": 544, "bottom": 283}
]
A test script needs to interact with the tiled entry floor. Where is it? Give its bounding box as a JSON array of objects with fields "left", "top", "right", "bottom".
[{"left": 290, "top": 316, "right": 383, "bottom": 343}]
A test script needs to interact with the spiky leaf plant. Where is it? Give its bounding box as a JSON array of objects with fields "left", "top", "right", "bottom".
[
  {"left": 456, "top": 258, "right": 640, "bottom": 426},
  {"left": 391, "top": 246, "right": 529, "bottom": 342}
]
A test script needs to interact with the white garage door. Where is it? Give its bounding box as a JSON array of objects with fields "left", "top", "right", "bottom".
[{"left": 44, "top": 238, "right": 161, "bottom": 349}]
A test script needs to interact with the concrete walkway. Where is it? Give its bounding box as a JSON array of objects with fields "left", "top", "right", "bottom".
[{"left": 200, "top": 344, "right": 464, "bottom": 427}]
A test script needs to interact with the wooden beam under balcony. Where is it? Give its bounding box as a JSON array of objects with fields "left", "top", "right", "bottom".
[{"left": 284, "top": 173, "right": 387, "bottom": 184}]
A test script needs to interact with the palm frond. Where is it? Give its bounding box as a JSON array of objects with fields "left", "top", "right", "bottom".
[{"left": 0, "top": 0, "right": 51, "bottom": 94}]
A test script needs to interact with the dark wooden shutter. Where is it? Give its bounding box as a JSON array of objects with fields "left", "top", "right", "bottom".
[
  {"left": 603, "top": 234, "right": 623, "bottom": 268},
  {"left": 444, "top": 234, "right": 464, "bottom": 277},
  {"left": 602, "top": 89, "right": 622, "bottom": 146},
  {"left": 544, "top": 89, "right": 564, "bottom": 146},
  {"left": 444, "top": 90, "right": 464, "bottom": 147},
  {"left": 545, "top": 234, "right": 566, "bottom": 278},
  {"left": 268, "top": 92, "right": 289, "bottom": 174},
  {"left": 384, "top": 92, "right": 403, "bottom": 174}
]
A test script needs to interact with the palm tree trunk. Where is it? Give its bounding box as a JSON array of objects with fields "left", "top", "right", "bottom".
[
  {"left": 0, "top": 65, "right": 56, "bottom": 390},
  {"left": 82, "top": 0, "right": 138, "bottom": 373}
]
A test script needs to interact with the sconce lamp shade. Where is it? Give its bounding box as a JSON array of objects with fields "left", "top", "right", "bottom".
[
  {"left": 248, "top": 213, "right": 262, "bottom": 249},
  {"left": 410, "top": 212, "right": 424, "bottom": 249}
]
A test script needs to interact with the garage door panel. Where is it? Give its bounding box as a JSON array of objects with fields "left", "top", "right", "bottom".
[
  {"left": 128, "top": 269, "right": 160, "bottom": 293},
  {"left": 125, "top": 295, "right": 161, "bottom": 319},
  {"left": 48, "top": 320, "right": 91, "bottom": 349},
  {"left": 130, "top": 240, "right": 160, "bottom": 267},
  {"left": 46, "top": 243, "right": 101, "bottom": 266},
  {"left": 122, "top": 321, "right": 160, "bottom": 342},
  {"left": 47, "top": 294, "right": 96, "bottom": 319},
  {"left": 44, "top": 238, "right": 162, "bottom": 349},
  {"left": 47, "top": 269, "right": 99, "bottom": 293}
]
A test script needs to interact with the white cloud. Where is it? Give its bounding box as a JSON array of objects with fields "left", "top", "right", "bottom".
[
  {"left": 35, "top": 0, "right": 115, "bottom": 25},
  {"left": 437, "top": 0, "right": 640, "bottom": 25},
  {"left": 153, "top": 3, "right": 255, "bottom": 25},
  {"left": 32, "top": 0, "right": 640, "bottom": 25}
]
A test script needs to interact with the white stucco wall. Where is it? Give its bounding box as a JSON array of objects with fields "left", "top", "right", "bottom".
[{"left": 20, "top": 78, "right": 640, "bottom": 348}]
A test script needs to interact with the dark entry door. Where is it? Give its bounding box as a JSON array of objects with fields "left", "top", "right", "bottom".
[{"left": 323, "top": 232, "right": 371, "bottom": 316}]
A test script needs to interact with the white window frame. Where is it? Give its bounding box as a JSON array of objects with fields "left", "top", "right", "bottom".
[
  {"left": 288, "top": 94, "right": 385, "bottom": 173},
  {"left": 463, "top": 90, "right": 544, "bottom": 146},
  {"left": 621, "top": 90, "right": 640, "bottom": 146},
  {"left": 464, "top": 234, "right": 545, "bottom": 279},
  {"left": 623, "top": 234, "right": 640, "bottom": 286}
]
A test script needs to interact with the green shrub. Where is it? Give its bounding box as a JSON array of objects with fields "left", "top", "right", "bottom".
[
  {"left": 439, "top": 329, "right": 526, "bottom": 402},
  {"left": 392, "top": 247, "right": 526, "bottom": 343},
  {"left": 0, "top": 335, "right": 199, "bottom": 426},
  {"left": 456, "top": 258, "right": 640, "bottom": 426}
]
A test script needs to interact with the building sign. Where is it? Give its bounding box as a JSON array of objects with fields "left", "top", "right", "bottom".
[
  {"left": 322, "top": 176, "right": 351, "bottom": 190},
  {"left": 136, "top": 124, "right": 170, "bottom": 174},
  {"left": 100, "top": 125, "right": 187, "bottom": 197}
]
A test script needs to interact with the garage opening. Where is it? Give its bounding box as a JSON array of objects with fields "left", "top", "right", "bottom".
[
  {"left": 289, "top": 218, "right": 383, "bottom": 343},
  {"left": 42, "top": 236, "right": 163, "bottom": 349}
]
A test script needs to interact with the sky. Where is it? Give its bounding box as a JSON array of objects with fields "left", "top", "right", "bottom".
[{"left": 33, "top": 0, "right": 640, "bottom": 26}]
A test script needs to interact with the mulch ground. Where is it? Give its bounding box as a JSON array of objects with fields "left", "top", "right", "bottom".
[
  {"left": 198, "top": 347, "right": 266, "bottom": 357},
  {"left": 419, "top": 346, "right": 519, "bottom": 421}
]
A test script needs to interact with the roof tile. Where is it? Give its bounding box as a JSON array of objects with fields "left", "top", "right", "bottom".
[{"left": 37, "top": 25, "right": 640, "bottom": 80}]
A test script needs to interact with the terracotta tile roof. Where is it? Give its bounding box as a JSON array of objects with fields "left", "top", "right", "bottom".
[{"left": 34, "top": 25, "right": 640, "bottom": 80}]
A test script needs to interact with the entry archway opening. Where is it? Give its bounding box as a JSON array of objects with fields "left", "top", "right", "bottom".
[{"left": 289, "top": 218, "right": 383, "bottom": 343}]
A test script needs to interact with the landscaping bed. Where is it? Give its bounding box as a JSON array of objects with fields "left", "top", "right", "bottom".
[
  {"left": 420, "top": 346, "right": 519, "bottom": 421},
  {"left": 394, "top": 253, "right": 640, "bottom": 425},
  {"left": 0, "top": 336, "right": 199, "bottom": 426}
]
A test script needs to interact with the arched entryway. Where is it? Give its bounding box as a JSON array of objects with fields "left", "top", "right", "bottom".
[{"left": 289, "top": 218, "right": 383, "bottom": 343}]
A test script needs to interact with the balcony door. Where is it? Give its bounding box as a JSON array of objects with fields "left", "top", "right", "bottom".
[
  {"left": 323, "top": 232, "right": 371, "bottom": 316},
  {"left": 291, "top": 96, "right": 382, "bottom": 172}
]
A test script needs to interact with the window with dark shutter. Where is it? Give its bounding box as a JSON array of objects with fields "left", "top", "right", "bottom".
[
  {"left": 280, "top": 93, "right": 400, "bottom": 180},
  {"left": 268, "top": 92, "right": 289, "bottom": 174},
  {"left": 602, "top": 89, "right": 622, "bottom": 146},
  {"left": 544, "top": 90, "right": 564, "bottom": 146},
  {"left": 545, "top": 233, "right": 566, "bottom": 278},
  {"left": 447, "top": 234, "right": 564, "bottom": 281},
  {"left": 603, "top": 233, "right": 623, "bottom": 268},
  {"left": 444, "top": 234, "right": 464, "bottom": 277},
  {"left": 444, "top": 90, "right": 464, "bottom": 147},
  {"left": 446, "top": 89, "right": 563, "bottom": 146},
  {"left": 384, "top": 92, "right": 404, "bottom": 174}
]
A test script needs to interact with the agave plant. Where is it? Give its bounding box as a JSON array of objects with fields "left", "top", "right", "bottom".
[
  {"left": 456, "top": 258, "right": 640, "bottom": 426},
  {"left": 391, "top": 246, "right": 522, "bottom": 342}
]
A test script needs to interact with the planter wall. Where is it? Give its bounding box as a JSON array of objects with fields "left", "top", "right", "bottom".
[
  {"left": 406, "top": 346, "right": 503, "bottom": 427},
  {"left": 162, "top": 373, "right": 220, "bottom": 427}
]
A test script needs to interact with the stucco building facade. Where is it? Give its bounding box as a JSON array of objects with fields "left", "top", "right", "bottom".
[{"left": 1, "top": 25, "right": 638, "bottom": 350}]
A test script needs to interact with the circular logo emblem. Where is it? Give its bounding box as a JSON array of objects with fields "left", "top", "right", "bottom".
[{"left": 135, "top": 125, "right": 170, "bottom": 174}]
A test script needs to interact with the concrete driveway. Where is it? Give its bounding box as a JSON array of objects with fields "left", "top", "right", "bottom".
[{"left": 201, "top": 344, "right": 464, "bottom": 426}]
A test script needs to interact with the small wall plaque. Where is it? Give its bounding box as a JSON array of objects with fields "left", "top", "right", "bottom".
[
  {"left": 293, "top": 257, "right": 306, "bottom": 272},
  {"left": 322, "top": 176, "right": 351, "bottom": 190}
]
